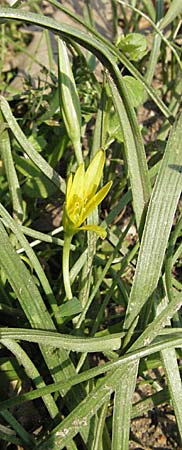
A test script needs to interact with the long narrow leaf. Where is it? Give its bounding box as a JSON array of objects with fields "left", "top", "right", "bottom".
[
  {"left": 0, "top": 96, "right": 65, "bottom": 193},
  {"left": 0, "top": 112, "right": 23, "bottom": 222},
  {"left": 108, "top": 75, "right": 151, "bottom": 229},
  {"left": 0, "top": 203, "right": 59, "bottom": 316},
  {"left": 0, "top": 328, "right": 123, "bottom": 352},
  {"left": 160, "top": 0, "right": 182, "bottom": 29},
  {"left": 0, "top": 409, "right": 34, "bottom": 447},
  {"left": 124, "top": 113, "right": 182, "bottom": 331},
  {"left": 1, "top": 339, "right": 59, "bottom": 418},
  {"left": 161, "top": 348, "right": 182, "bottom": 440},
  {"left": 111, "top": 364, "right": 138, "bottom": 450}
]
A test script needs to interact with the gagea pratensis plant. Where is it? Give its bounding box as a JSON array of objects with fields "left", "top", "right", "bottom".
[{"left": 62, "top": 150, "right": 112, "bottom": 300}]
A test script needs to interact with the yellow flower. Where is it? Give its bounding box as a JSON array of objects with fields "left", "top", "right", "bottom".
[{"left": 63, "top": 150, "right": 112, "bottom": 238}]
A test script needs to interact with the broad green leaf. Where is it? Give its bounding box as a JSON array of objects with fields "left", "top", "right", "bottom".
[
  {"left": 117, "top": 33, "right": 147, "bottom": 61},
  {"left": 123, "top": 76, "right": 145, "bottom": 108}
]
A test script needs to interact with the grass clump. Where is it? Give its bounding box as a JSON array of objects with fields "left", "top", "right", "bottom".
[{"left": 0, "top": 1, "right": 182, "bottom": 449}]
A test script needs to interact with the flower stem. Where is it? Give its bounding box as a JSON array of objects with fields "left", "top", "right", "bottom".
[
  {"left": 74, "top": 140, "right": 83, "bottom": 165},
  {"left": 62, "top": 233, "right": 73, "bottom": 300}
]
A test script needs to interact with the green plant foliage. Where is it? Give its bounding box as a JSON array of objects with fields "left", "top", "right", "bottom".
[
  {"left": 123, "top": 76, "right": 145, "bottom": 108},
  {"left": 116, "top": 33, "right": 147, "bottom": 61},
  {"left": 0, "top": 1, "right": 181, "bottom": 449}
]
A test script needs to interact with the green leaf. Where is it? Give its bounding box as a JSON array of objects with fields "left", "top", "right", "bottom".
[
  {"left": 58, "top": 297, "right": 82, "bottom": 317},
  {"left": 1, "top": 339, "right": 58, "bottom": 419},
  {"left": 0, "top": 7, "right": 172, "bottom": 120},
  {"left": 117, "top": 33, "right": 147, "bottom": 61},
  {"left": 161, "top": 348, "right": 182, "bottom": 441},
  {"left": 0, "top": 409, "right": 34, "bottom": 448},
  {"left": 15, "top": 155, "right": 58, "bottom": 198},
  {"left": 123, "top": 76, "right": 145, "bottom": 108},
  {"left": 160, "top": 0, "right": 182, "bottom": 29},
  {"left": 108, "top": 75, "right": 151, "bottom": 229},
  {"left": 57, "top": 37, "right": 83, "bottom": 165},
  {"left": 0, "top": 328, "right": 123, "bottom": 352},
  {"left": 124, "top": 112, "right": 182, "bottom": 331},
  {"left": 111, "top": 364, "right": 138, "bottom": 450},
  {"left": 0, "top": 96, "right": 65, "bottom": 193},
  {"left": 1, "top": 315, "right": 182, "bottom": 414},
  {"left": 0, "top": 112, "right": 23, "bottom": 222}
]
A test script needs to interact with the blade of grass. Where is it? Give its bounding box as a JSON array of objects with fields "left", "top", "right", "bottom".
[
  {"left": 161, "top": 348, "right": 182, "bottom": 440},
  {"left": 111, "top": 364, "right": 138, "bottom": 450},
  {"left": 0, "top": 112, "right": 23, "bottom": 222},
  {"left": 1, "top": 338, "right": 59, "bottom": 419},
  {"left": 0, "top": 409, "right": 34, "bottom": 447},
  {"left": 108, "top": 75, "right": 151, "bottom": 230},
  {"left": 141, "top": 0, "right": 155, "bottom": 20},
  {"left": 160, "top": 0, "right": 182, "bottom": 29},
  {"left": 0, "top": 328, "right": 123, "bottom": 352},
  {"left": 0, "top": 96, "right": 65, "bottom": 193},
  {"left": 124, "top": 112, "right": 182, "bottom": 333},
  {"left": 0, "top": 427, "right": 22, "bottom": 447},
  {"left": 75, "top": 218, "right": 133, "bottom": 328},
  {"left": 35, "top": 362, "right": 136, "bottom": 450},
  {"left": 0, "top": 203, "right": 59, "bottom": 318},
  {"left": 91, "top": 401, "right": 111, "bottom": 450},
  {"left": 144, "top": 0, "right": 164, "bottom": 88}
]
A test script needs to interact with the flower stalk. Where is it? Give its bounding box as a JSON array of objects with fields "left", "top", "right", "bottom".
[
  {"left": 62, "top": 233, "right": 73, "bottom": 300},
  {"left": 62, "top": 150, "right": 112, "bottom": 300}
]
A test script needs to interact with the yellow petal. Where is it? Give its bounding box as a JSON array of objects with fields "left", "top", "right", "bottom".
[
  {"left": 67, "top": 163, "right": 85, "bottom": 210},
  {"left": 84, "top": 150, "right": 105, "bottom": 201},
  {"left": 66, "top": 174, "right": 73, "bottom": 200},
  {"left": 79, "top": 224, "right": 107, "bottom": 239},
  {"left": 80, "top": 180, "right": 112, "bottom": 225}
]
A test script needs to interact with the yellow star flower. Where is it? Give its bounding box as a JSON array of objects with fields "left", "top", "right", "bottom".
[{"left": 63, "top": 150, "right": 112, "bottom": 238}]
